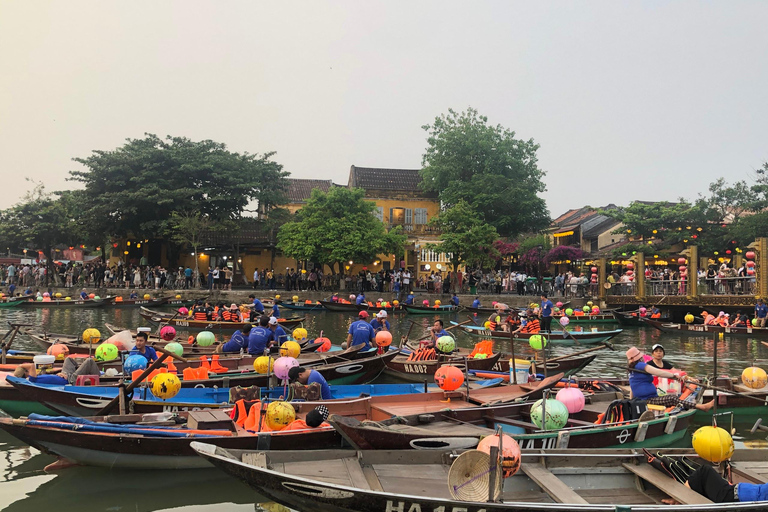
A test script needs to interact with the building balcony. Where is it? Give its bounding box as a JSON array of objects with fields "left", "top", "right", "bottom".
[{"left": 387, "top": 223, "right": 441, "bottom": 235}]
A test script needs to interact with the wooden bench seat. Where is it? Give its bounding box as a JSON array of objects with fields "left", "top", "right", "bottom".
[
  {"left": 622, "top": 463, "right": 712, "bottom": 505},
  {"left": 521, "top": 463, "right": 589, "bottom": 504}
]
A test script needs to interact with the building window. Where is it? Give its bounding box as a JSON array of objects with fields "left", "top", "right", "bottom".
[
  {"left": 414, "top": 208, "right": 428, "bottom": 225},
  {"left": 405, "top": 208, "right": 412, "bottom": 225}
]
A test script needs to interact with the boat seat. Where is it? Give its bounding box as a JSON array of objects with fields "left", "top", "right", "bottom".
[
  {"left": 621, "top": 463, "right": 712, "bottom": 505},
  {"left": 521, "top": 463, "right": 589, "bottom": 504},
  {"left": 75, "top": 374, "right": 99, "bottom": 386}
]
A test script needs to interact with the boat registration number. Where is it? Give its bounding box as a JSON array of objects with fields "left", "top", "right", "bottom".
[
  {"left": 176, "top": 321, "right": 189, "bottom": 327},
  {"left": 387, "top": 502, "right": 488, "bottom": 512},
  {"left": 403, "top": 364, "right": 428, "bottom": 374},
  {"left": 688, "top": 326, "right": 705, "bottom": 332}
]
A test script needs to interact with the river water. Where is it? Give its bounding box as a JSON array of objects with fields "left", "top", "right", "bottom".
[{"left": 1, "top": 306, "right": 767, "bottom": 511}]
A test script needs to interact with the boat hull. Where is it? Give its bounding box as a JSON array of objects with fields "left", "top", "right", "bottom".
[{"left": 642, "top": 318, "right": 768, "bottom": 338}]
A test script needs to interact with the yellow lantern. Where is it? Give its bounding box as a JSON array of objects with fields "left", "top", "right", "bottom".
[
  {"left": 684, "top": 313, "right": 694, "bottom": 324},
  {"left": 741, "top": 366, "right": 768, "bottom": 389},
  {"left": 143, "top": 294, "right": 151, "bottom": 300},
  {"left": 280, "top": 341, "right": 301, "bottom": 358},
  {"left": 151, "top": 373, "right": 182, "bottom": 400},
  {"left": 265, "top": 401, "right": 295, "bottom": 431},
  {"left": 292, "top": 295, "right": 299, "bottom": 303},
  {"left": 82, "top": 328, "right": 101, "bottom": 344},
  {"left": 253, "top": 356, "right": 274, "bottom": 374},
  {"left": 292, "top": 328, "right": 308, "bottom": 342},
  {"left": 691, "top": 426, "right": 734, "bottom": 463}
]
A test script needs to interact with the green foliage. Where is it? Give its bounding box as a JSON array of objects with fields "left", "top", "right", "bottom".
[
  {"left": 69, "top": 134, "right": 287, "bottom": 240},
  {"left": 428, "top": 201, "right": 499, "bottom": 270},
  {"left": 420, "top": 108, "right": 550, "bottom": 237},
  {"left": 276, "top": 187, "right": 406, "bottom": 273},
  {"left": 517, "top": 234, "right": 551, "bottom": 255},
  {"left": 168, "top": 211, "right": 213, "bottom": 272}
]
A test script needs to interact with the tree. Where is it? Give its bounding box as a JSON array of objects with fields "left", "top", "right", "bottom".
[
  {"left": 69, "top": 134, "right": 288, "bottom": 244},
  {"left": 420, "top": 108, "right": 550, "bottom": 237},
  {"left": 168, "top": 211, "right": 213, "bottom": 285},
  {"left": 277, "top": 187, "right": 406, "bottom": 274},
  {"left": 0, "top": 182, "right": 77, "bottom": 285},
  {"left": 516, "top": 234, "right": 552, "bottom": 274},
  {"left": 428, "top": 201, "right": 500, "bottom": 271}
]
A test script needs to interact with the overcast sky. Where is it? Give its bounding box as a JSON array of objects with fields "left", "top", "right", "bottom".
[{"left": 1, "top": 1, "right": 766, "bottom": 219}]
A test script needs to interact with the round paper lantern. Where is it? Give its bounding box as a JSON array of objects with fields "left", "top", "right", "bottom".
[
  {"left": 590, "top": 275, "right": 598, "bottom": 282},
  {"left": 555, "top": 302, "right": 563, "bottom": 308},
  {"left": 292, "top": 328, "right": 308, "bottom": 342},
  {"left": 586, "top": 301, "right": 593, "bottom": 307},
  {"left": 152, "top": 373, "right": 181, "bottom": 400},
  {"left": 436, "top": 335, "right": 455, "bottom": 353},
  {"left": 746, "top": 260, "right": 756, "bottom": 268},
  {"left": 275, "top": 294, "right": 281, "bottom": 300},
  {"left": 65, "top": 297, "right": 71, "bottom": 301},
  {"left": 95, "top": 343, "right": 119, "bottom": 362},
  {"left": 375, "top": 331, "right": 393, "bottom": 347},
  {"left": 115, "top": 296, "right": 123, "bottom": 302},
  {"left": 746, "top": 251, "right": 756, "bottom": 260},
  {"left": 142, "top": 294, "right": 150, "bottom": 300},
  {"left": 565, "top": 308, "right": 573, "bottom": 316},
  {"left": 196, "top": 331, "right": 216, "bottom": 347},
  {"left": 434, "top": 300, "right": 441, "bottom": 306},
  {"left": 253, "top": 356, "right": 275, "bottom": 374},
  {"left": 123, "top": 354, "right": 148, "bottom": 375},
  {"left": 626, "top": 270, "right": 634, "bottom": 276},
  {"left": 559, "top": 316, "right": 570, "bottom": 327},
  {"left": 748, "top": 269, "right": 756, "bottom": 276},
  {"left": 434, "top": 365, "right": 464, "bottom": 391},
  {"left": 684, "top": 313, "right": 695, "bottom": 324},
  {"left": 273, "top": 356, "right": 299, "bottom": 380},
  {"left": 639, "top": 307, "right": 647, "bottom": 315},
  {"left": 529, "top": 334, "right": 547, "bottom": 350},
  {"left": 553, "top": 307, "right": 560, "bottom": 313},
  {"left": 626, "top": 262, "right": 634, "bottom": 270},
  {"left": 94, "top": 296, "right": 100, "bottom": 300},
  {"left": 266, "top": 401, "right": 295, "bottom": 431},
  {"left": 692, "top": 426, "right": 734, "bottom": 463},
  {"left": 679, "top": 266, "right": 687, "bottom": 272},
  {"left": 590, "top": 267, "right": 598, "bottom": 273},
  {"left": 556, "top": 386, "right": 585, "bottom": 413},
  {"left": 164, "top": 342, "right": 184, "bottom": 358},
  {"left": 292, "top": 295, "right": 299, "bottom": 302},
  {"left": 393, "top": 300, "right": 399, "bottom": 306},
  {"left": 753, "top": 318, "right": 759, "bottom": 327},
  {"left": 582, "top": 305, "right": 590, "bottom": 313},
  {"left": 43, "top": 292, "right": 49, "bottom": 297},
  {"left": 178, "top": 307, "right": 189, "bottom": 316},
  {"left": 35, "top": 296, "right": 43, "bottom": 302},
  {"left": 315, "top": 337, "right": 332, "bottom": 352},
  {"left": 46, "top": 344, "right": 70, "bottom": 360},
  {"left": 678, "top": 257, "right": 686, "bottom": 265},
  {"left": 484, "top": 321, "right": 491, "bottom": 329},
  {"left": 422, "top": 299, "right": 429, "bottom": 306},
  {"left": 82, "top": 328, "right": 101, "bottom": 344},
  {"left": 160, "top": 325, "right": 176, "bottom": 341},
  {"left": 530, "top": 398, "right": 569, "bottom": 430},
  {"left": 55, "top": 292, "right": 62, "bottom": 298},
  {"left": 741, "top": 366, "right": 768, "bottom": 389},
  {"left": 88, "top": 293, "right": 96, "bottom": 299},
  {"left": 477, "top": 434, "right": 521, "bottom": 478},
  {"left": 175, "top": 294, "right": 182, "bottom": 299},
  {"left": 529, "top": 303, "right": 538, "bottom": 309},
  {"left": 280, "top": 341, "right": 301, "bottom": 358},
  {"left": 591, "top": 306, "right": 600, "bottom": 314}
]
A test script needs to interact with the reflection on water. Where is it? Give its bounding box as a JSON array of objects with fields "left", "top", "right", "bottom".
[{"left": 1, "top": 307, "right": 768, "bottom": 511}]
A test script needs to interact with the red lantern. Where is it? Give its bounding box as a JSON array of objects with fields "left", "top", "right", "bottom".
[
  {"left": 434, "top": 365, "right": 464, "bottom": 391},
  {"left": 626, "top": 262, "right": 635, "bottom": 270},
  {"left": 748, "top": 268, "right": 756, "bottom": 276},
  {"left": 746, "top": 260, "right": 756, "bottom": 268},
  {"left": 590, "top": 267, "right": 598, "bottom": 273},
  {"left": 678, "top": 257, "right": 686, "bottom": 265},
  {"left": 590, "top": 275, "right": 597, "bottom": 282},
  {"left": 626, "top": 270, "right": 634, "bottom": 276},
  {"left": 726, "top": 250, "right": 732, "bottom": 255},
  {"left": 679, "top": 266, "right": 687, "bottom": 272},
  {"left": 746, "top": 251, "right": 756, "bottom": 260}
]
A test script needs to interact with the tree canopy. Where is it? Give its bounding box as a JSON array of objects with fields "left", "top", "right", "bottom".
[
  {"left": 420, "top": 108, "right": 550, "bottom": 238},
  {"left": 69, "top": 134, "right": 288, "bottom": 242},
  {"left": 428, "top": 201, "right": 500, "bottom": 270},
  {"left": 276, "top": 187, "right": 406, "bottom": 274}
]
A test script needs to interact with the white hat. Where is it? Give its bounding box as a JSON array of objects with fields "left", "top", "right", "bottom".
[
  {"left": 268, "top": 316, "right": 278, "bottom": 325},
  {"left": 377, "top": 310, "right": 388, "bottom": 318}
]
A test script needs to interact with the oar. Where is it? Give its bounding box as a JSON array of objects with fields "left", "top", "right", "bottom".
[{"left": 546, "top": 343, "right": 613, "bottom": 363}]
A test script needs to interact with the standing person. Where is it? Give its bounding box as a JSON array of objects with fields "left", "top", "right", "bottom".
[
  {"left": 212, "top": 267, "right": 220, "bottom": 290},
  {"left": 539, "top": 294, "right": 554, "bottom": 333},
  {"left": 184, "top": 266, "right": 193, "bottom": 289},
  {"left": 253, "top": 268, "right": 260, "bottom": 290},
  {"left": 755, "top": 299, "right": 767, "bottom": 328},
  {"left": 402, "top": 269, "right": 411, "bottom": 294},
  {"left": 347, "top": 311, "right": 375, "bottom": 350}
]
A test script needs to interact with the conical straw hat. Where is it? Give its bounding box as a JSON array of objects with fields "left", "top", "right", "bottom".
[{"left": 448, "top": 450, "right": 501, "bottom": 501}]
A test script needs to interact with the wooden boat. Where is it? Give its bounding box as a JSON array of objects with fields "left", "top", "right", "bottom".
[
  {"left": 552, "top": 313, "right": 618, "bottom": 324},
  {"left": 5, "top": 376, "right": 502, "bottom": 417},
  {"left": 18, "top": 297, "right": 110, "bottom": 308},
  {"left": 0, "top": 377, "right": 554, "bottom": 469},
  {"left": 384, "top": 352, "right": 502, "bottom": 382},
  {"left": 474, "top": 353, "right": 597, "bottom": 378},
  {"left": 0, "top": 296, "right": 30, "bottom": 308},
  {"left": 139, "top": 306, "right": 306, "bottom": 330},
  {"left": 642, "top": 317, "right": 768, "bottom": 338},
  {"left": 402, "top": 304, "right": 458, "bottom": 315},
  {"left": 329, "top": 388, "right": 700, "bottom": 451},
  {"left": 107, "top": 296, "right": 168, "bottom": 307},
  {"left": 191, "top": 443, "right": 768, "bottom": 511},
  {"left": 280, "top": 301, "right": 326, "bottom": 312},
  {"left": 451, "top": 321, "right": 623, "bottom": 346},
  {"left": 319, "top": 300, "right": 402, "bottom": 313}
]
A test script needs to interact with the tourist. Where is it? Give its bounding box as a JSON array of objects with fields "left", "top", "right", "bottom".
[
  {"left": 626, "top": 347, "right": 713, "bottom": 411},
  {"left": 13, "top": 356, "right": 101, "bottom": 385},
  {"left": 646, "top": 344, "right": 673, "bottom": 370},
  {"left": 347, "top": 311, "right": 375, "bottom": 350},
  {"left": 539, "top": 294, "right": 553, "bottom": 333},
  {"left": 288, "top": 366, "right": 332, "bottom": 400},
  {"left": 129, "top": 331, "right": 158, "bottom": 363},
  {"left": 513, "top": 310, "right": 540, "bottom": 335},
  {"left": 253, "top": 268, "right": 260, "bottom": 289},
  {"left": 755, "top": 299, "right": 767, "bottom": 328}
]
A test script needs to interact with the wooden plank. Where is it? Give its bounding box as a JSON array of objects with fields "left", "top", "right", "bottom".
[
  {"left": 242, "top": 452, "right": 267, "bottom": 468},
  {"left": 621, "top": 463, "right": 712, "bottom": 505},
  {"left": 341, "top": 457, "right": 371, "bottom": 490},
  {"left": 361, "top": 465, "right": 384, "bottom": 492},
  {"left": 521, "top": 463, "right": 589, "bottom": 504},
  {"left": 731, "top": 464, "right": 768, "bottom": 485}
]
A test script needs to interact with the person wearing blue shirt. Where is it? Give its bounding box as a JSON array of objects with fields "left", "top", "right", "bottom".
[
  {"left": 425, "top": 319, "right": 450, "bottom": 349},
  {"left": 129, "top": 291, "right": 138, "bottom": 299},
  {"left": 355, "top": 292, "right": 365, "bottom": 305},
  {"left": 247, "top": 316, "right": 275, "bottom": 355},
  {"left": 80, "top": 288, "right": 88, "bottom": 300},
  {"left": 539, "top": 294, "right": 554, "bottom": 333},
  {"left": 369, "top": 310, "right": 391, "bottom": 332},
  {"left": 289, "top": 366, "right": 332, "bottom": 400},
  {"left": 217, "top": 325, "right": 253, "bottom": 353},
  {"left": 755, "top": 299, "right": 768, "bottom": 328},
  {"left": 472, "top": 297, "right": 481, "bottom": 308},
  {"left": 405, "top": 292, "right": 415, "bottom": 305},
  {"left": 248, "top": 294, "right": 265, "bottom": 314},
  {"left": 347, "top": 311, "right": 375, "bottom": 350},
  {"left": 451, "top": 294, "right": 460, "bottom": 307},
  {"left": 269, "top": 316, "right": 289, "bottom": 344},
  {"left": 271, "top": 302, "right": 280, "bottom": 318},
  {"left": 184, "top": 266, "right": 193, "bottom": 288},
  {"left": 129, "top": 332, "right": 158, "bottom": 363}
]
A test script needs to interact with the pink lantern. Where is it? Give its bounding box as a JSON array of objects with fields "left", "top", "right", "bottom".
[
  {"left": 678, "top": 257, "right": 686, "bottom": 265},
  {"left": 559, "top": 316, "right": 570, "bottom": 327},
  {"left": 555, "top": 302, "right": 563, "bottom": 308},
  {"left": 591, "top": 306, "right": 600, "bottom": 314},
  {"left": 639, "top": 307, "right": 647, "bottom": 315},
  {"left": 556, "top": 386, "right": 585, "bottom": 413},
  {"left": 590, "top": 267, "right": 598, "bottom": 273},
  {"left": 178, "top": 307, "right": 189, "bottom": 316},
  {"left": 679, "top": 266, "right": 687, "bottom": 272},
  {"left": 626, "top": 262, "right": 635, "bottom": 270},
  {"left": 273, "top": 356, "right": 299, "bottom": 380},
  {"left": 160, "top": 325, "right": 176, "bottom": 341},
  {"left": 626, "top": 270, "right": 634, "bottom": 276},
  {"left": 590, "top": 275, "right": 597, "bottom": 282},
  {"left": 422, "top": 299, "right": 429, "bottom": 306},
  {"left": 746, "top": 251, "right": 756, "bottom": 260},
  {"left": 748, "top": 268, "right": 756, "bottom": 276},
  {"left": 746, "top": 260, "right": 756, "bottom": 268}
]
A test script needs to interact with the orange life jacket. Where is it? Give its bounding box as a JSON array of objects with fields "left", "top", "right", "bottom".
[
  {"left": 284, "top": 419, "right": 331, "bottom": 431},
  {"left": 522, "top": 319, "right": 540, "bottom": 333},
  {"left": 222, "top": 310, "right": 232, "bottom": 321}
]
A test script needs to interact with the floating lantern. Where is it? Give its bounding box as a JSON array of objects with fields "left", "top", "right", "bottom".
[
  {"left": 692, "top": 426, "right": 734, "bottom": 463},
  {"left": 742, "top": 366, "right": 768, "bottom": 389},
  {"left": 434, "top": 365, "right": 464, "bottom": 391},
  {"left": 152, "top": 373, "right": 181, "bottom": 400},
  {"left": 556, "top": 386, "right": 586, "bottom": 414},
  {"left": 530, "top": 398, "right": 569, "bottom": 430}
]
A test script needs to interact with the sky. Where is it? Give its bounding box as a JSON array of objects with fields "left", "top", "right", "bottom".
[{"left": 1, "top": 1, "right": 767, "bottom": 219}]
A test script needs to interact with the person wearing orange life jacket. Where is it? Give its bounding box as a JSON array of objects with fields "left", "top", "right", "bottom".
[
  {"left": 505, "top": 310, "right": 521, "bottom": 331},
  {"left": 512, "top": 309, "right": 540, "bottom": 335},
  {"left": 192, "top": 301, "right": 208, "bottom": 321},
  {"left": 487, "top": 306, "right": 505, "bottom": 332},
  {"left": 227, "top": 303, "right": 241, "bottom": 322},
  {"left": 715, "top": 311, "right": 729, "bottom": 327},
  {"left": 649, "top": 305, "right": 661, "bottom": 318},
  {"left": 703, "top": 311, "right": 718, "bottom": 326},
  {"left": 285, "top": 405, "right": 331, "bottom": 430}
]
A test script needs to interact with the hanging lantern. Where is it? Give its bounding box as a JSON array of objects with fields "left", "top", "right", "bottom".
[
  {"left": 678, "top": 257, "right": 686, "bottom": 265},
  {"left": 746, "top": 251, "right": 756, "bottom": 260},
  {"left": 626, "top": 262, "right": 634, "bottom": 270},
  {"left": 746, "top": 260, "right": 756, "bottom": 268},
  {"left": 590, "top": 267, "right": 598, "bottom": 273}
]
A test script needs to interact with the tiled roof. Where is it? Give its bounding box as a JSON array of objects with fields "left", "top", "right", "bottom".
[
  {"left": 199, "top": 219, "right": 271, "bottom": 246},
  {"left": 348, "top": 166, "right": 425, "bottom": 192},
  {"left": 581, "top": 216, "right": 621, "bottom": 238},
  {"left": 285, "top": 179, "right": 335, "bottom": 204}
]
